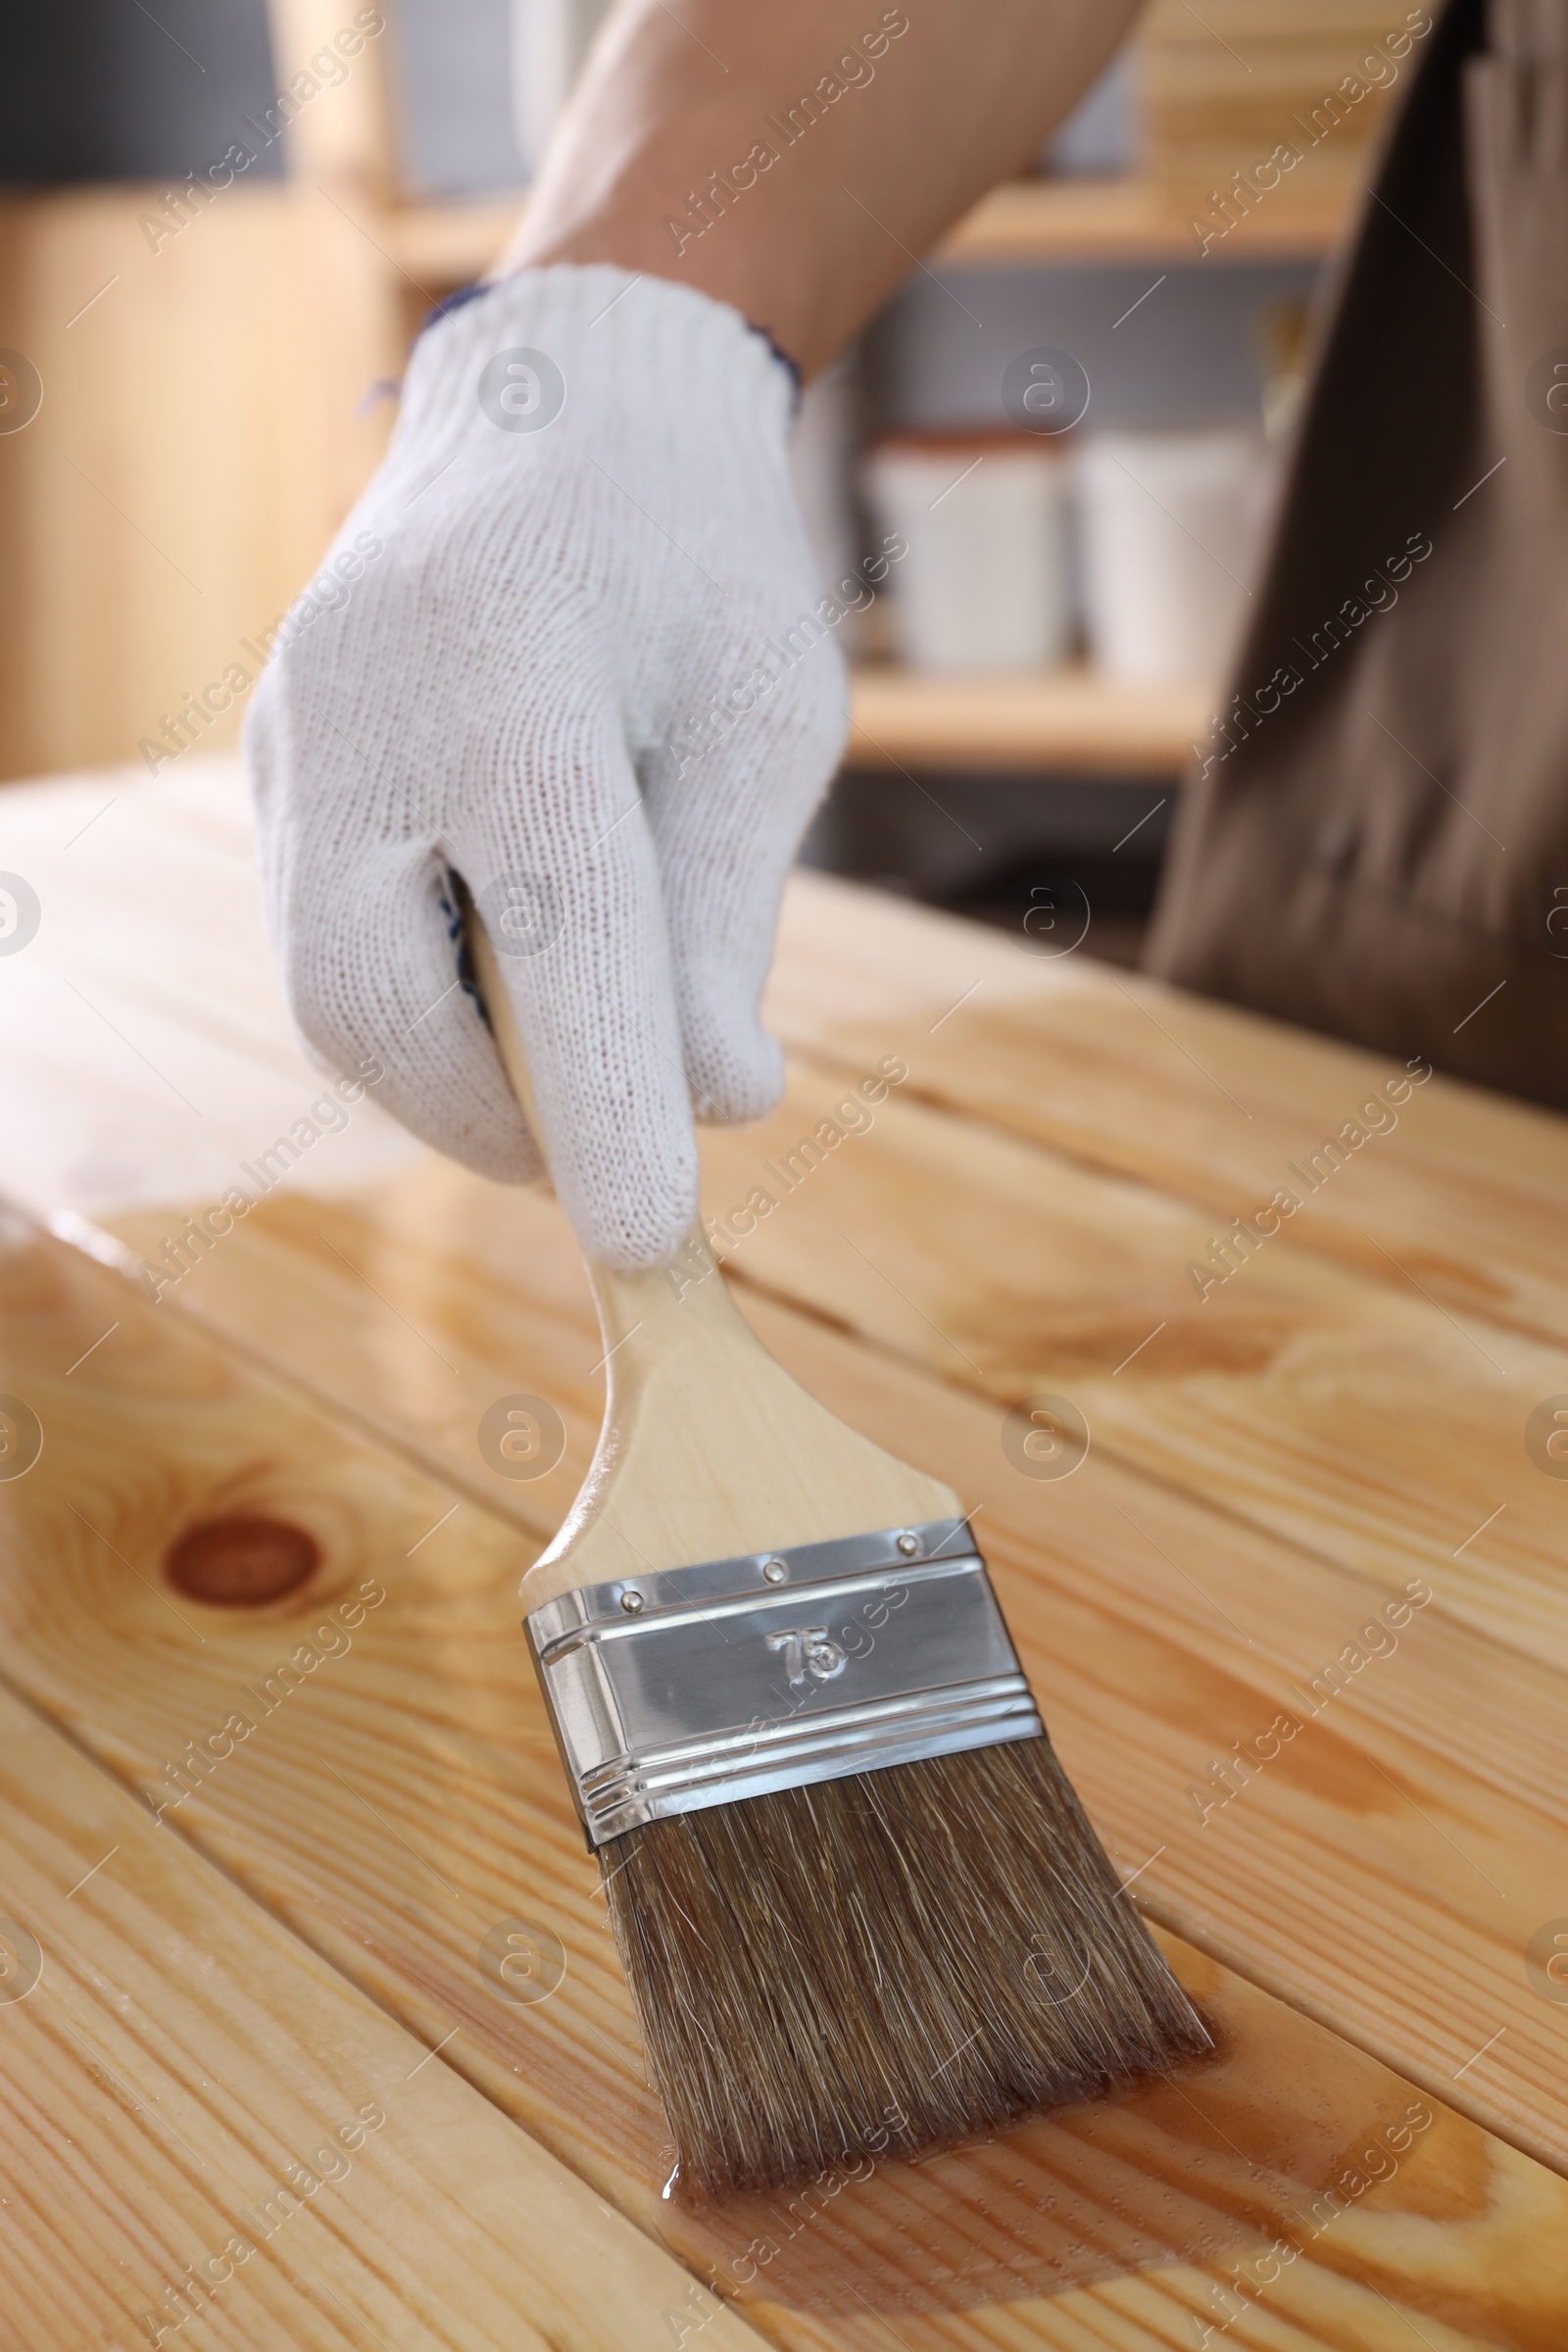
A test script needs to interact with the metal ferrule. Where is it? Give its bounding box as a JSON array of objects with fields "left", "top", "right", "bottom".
[{"left": 524, "top": 1520, "right": 1042, "bottom": 1848}]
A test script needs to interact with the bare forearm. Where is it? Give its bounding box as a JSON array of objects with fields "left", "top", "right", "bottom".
[{"left": 501, "top": 0, "right": 1142, "bottom": 374}]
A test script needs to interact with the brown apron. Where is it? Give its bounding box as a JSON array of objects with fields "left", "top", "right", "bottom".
[{"left": 1145, "top": 0, "right": 1568, "bottom": 1105}]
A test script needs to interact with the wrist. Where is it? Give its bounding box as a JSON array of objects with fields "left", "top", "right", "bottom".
[
  {"left": 490, "top": 4, "right": 887, "bottom": 376},
  {"left": 497, "top": 196, "right": 817, "bottom": 378}
]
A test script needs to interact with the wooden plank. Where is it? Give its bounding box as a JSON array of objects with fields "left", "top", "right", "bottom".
[
  {"left": 0, "top": 1678, "right": 771, "bottom": 2351},
  {"left": 848, "top": 666, "right": 1209, "bottom": 777},
  {"left": 938, "top": 172, "right": 1352, "bottom": 263},
  {"left": 684, "top": 1068, "right": 1568, "bottom": 1676},
  {"left": 1, "top": 1212, "right": 1565, "bottom": 2350},
  {"left": 1141, "top": 0, "right": 1405, "bottom": 42},
  {"left": 767, "top": 871, "right": 1568, "bottom": 1353},
  {"left": 758, "top": 890, "right": 1568, "bottom": 1667}
]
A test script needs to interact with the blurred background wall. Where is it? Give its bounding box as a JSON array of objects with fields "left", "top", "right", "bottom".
[{"left": 0, "top": 0, "right": 1409, "bottom": 956}]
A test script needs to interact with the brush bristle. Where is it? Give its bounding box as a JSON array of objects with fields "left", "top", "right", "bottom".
[{"left": 603, "top": 1736, "right": 1211, "bottom": 2193}]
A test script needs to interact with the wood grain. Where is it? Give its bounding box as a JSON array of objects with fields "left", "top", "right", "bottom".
[
  {"left": 85, "top": 1165, "right": 1568, "bottom": 2180},
  {"left": 7, "top": 762, "right": 1568, "bottom": 2168},
  {"left": 104, "top": 1019, "right": 1568, "bottom": 1680},
  {"left": 0, "top": 1678, "right": 771, "bottom": 2352},
  {"left": 9, "top": 764, "right": 1568, "bottom": 2340},
  {"left": 768, "top": 872, "right": 1568, "bottom": 1350},
  {"left": 1, "top": 1210, "right": 1566, "bottom": 2351},
  {"left": 687, "top": 1064, "right": 1568, "bottom": 1677},
  {"left": 22, "top": 764, "right": 1563, "bottom": 1703},
  {"left": 21, "top": 762, "right": 1564, "bottom": 1348}
]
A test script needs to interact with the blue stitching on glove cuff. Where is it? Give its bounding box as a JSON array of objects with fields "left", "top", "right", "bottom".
[
  {"left": 420, "top": 281, "right": 495, "bottom": 332},
  {"left": 746, "top": 319, "right": 803, "bottom": 404}
]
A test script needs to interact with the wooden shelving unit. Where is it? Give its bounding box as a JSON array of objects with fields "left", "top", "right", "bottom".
[
  {"left": 848, "top": 663, "right": 1210, "bottom": 776},
  {"left": 0, "top": 0, "right": 1355, "bottom": 785},
  {"left": 386, "top": 171, "right": 1351, "bottom": 299}
]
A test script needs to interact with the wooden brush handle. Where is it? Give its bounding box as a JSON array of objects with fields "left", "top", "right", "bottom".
[
  {"left": 466, "top": 910, "right": 754, "bottom": 1365},
  {"left": 466, "top": 908, "right": 959, "bottom": 1610}
]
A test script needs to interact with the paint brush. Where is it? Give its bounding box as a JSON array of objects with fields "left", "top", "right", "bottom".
[{"left": 466, "top": 904, "right": 1209, "bottom": 2193}]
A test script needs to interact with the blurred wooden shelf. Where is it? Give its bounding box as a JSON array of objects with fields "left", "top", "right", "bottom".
[
  {"left": 390, "top": 193, "right": 522, "bottom": 290},
  {"left": 385, "top": 172, "right": 1353, "bottom": 296},
  {"left": 940, "top": 172, "right": 1354, "bottom": 264},
  {"left": 847, "top": 663, "right": 1209, "bottom": 775}
]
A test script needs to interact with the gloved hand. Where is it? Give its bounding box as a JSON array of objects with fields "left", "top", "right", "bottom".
[{"left": 245, "top": 266, "right": 849, "bottom": 1267}]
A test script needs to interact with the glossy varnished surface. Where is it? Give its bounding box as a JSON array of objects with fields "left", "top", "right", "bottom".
[
  {"left": 2, "top": 761, "right": 1567, "bottom": 2345},
  {"left": 0, "top": 1674, "right": 770, "bottom": 2350},
  {"left": 90, "top": 1160, "right": 1568, "bottom": 2177},
  {"left": 1, "top": 1217, "right": 1565, "bottom": 2349}
]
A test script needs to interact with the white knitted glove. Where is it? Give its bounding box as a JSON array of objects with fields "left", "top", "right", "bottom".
[{"left": 245, "top": 266, "right": 850, "bottom": 1267}]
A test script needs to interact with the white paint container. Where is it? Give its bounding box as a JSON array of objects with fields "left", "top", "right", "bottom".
[
  {"left": 862, "top": 436, "right": 1073, "bottom": 674},
  {"left": 1075, "top": 427, "right": 1265, "bottom": 685}
]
